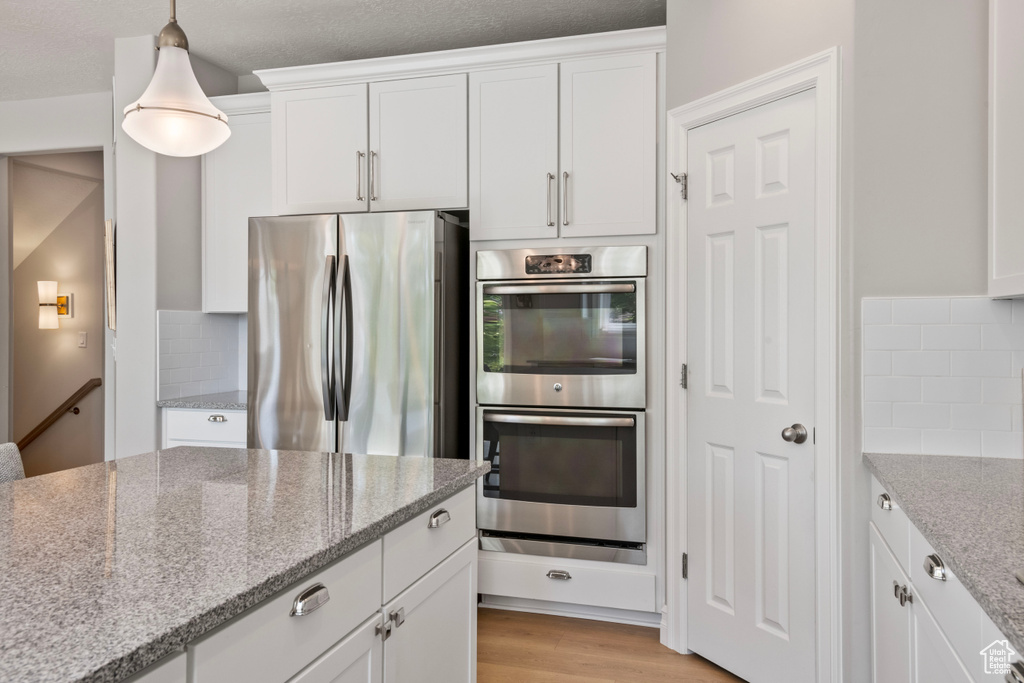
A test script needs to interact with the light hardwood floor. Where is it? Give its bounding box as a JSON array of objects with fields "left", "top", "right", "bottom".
[{"left": 477, "top": 608, "right": 746, "bottom": 683}]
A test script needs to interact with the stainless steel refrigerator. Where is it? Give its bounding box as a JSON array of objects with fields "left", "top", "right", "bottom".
[{"left": 247, "top": 211, "right": 468, "bottom": 457}]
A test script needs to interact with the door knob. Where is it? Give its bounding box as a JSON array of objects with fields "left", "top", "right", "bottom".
[{"left": 781, "top": 423, "right": 808, "bottom": 444}]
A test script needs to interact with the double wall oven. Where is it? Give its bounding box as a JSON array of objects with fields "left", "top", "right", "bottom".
[{"left": 475, "top": 246, "right": 647, "bottom": 564}]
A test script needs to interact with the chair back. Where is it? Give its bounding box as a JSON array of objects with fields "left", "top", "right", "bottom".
[{"left": 0, "top": 442, "right": 25, "bottom": 484}]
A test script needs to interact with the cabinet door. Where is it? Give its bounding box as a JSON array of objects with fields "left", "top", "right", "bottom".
[
  {"left": 273, "top": 85, "right": 369, "bottom": 215},
  {"left": 911, "top": 598, "right": 973, "bottom": 683},
  {"left": 383, "top": 539, "right": 477, "bottom": 683},
  {"left": 870, "top": 523, "right": 912, "bottom": 683},
  {"left": 559, "top": 53, "right": 656, "bottom": 237},
  {"left": 204, "top": 111, "right": 271, "bottom": 312},
  {"left": 469, "top": 65, "right": 558, "bottom": 241},
  {"left": 369, "top": 74, "right": 468, "bottom": 212},
  {"left": 288, "top": 615, "right": 383, "bottom": 683}
]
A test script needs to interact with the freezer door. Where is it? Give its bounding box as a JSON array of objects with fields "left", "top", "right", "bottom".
[
  {"left": 338, "top": 211, "right": 435, "bottom": 456},
  {"left": 248, "top": 215, "right": 339, "bottom": 451}
]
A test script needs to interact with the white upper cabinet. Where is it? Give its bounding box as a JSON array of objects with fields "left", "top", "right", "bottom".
[
  {"left": 989, "top": 0, "right": 1024, "bottom": 297},
  {"left": 203, "top": 94, "right": 272, "bottom": 313},
  {"left": 369, "top": 74, "right": 468, "bottom": 212},
  {"left": 560, "top": 53, "right": 656, "bottom": 238},
  {"left": 468, "top": 53, "right": 656, "bottom": 241},
  {"left": 272, "top": 84, "right": 369, "bottom": 215},
  {"left": 469, "top": 65, "right": 559, "bottom": 241}
]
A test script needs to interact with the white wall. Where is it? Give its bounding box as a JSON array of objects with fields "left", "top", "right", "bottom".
[{"left": 0, "top": 91, "right": 115, "bottom": 460}]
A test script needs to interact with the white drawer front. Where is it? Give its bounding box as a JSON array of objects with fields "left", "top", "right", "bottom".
[
  {"left": 908, "top": 524, "right": 982, "bottom": 673},
  {"left": 190, "top": 540, "right": 382, "bottom": 683},
  {"left": 478, "top": 552, "right": 656, "bottom": 613},
  {"left": 122, "top": 652, "right": 186, "bottom": 683},
  {"left": 382, "top": 486, "right": 476, "bottom": 603},
  {"left": 165, "top": 408, "right": 246, "bottom": 444},
  {"left": 871, "top": 476, "right": 910, "bottom": 572}
]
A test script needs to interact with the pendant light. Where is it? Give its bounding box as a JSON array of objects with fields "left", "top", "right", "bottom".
[{"left": 121, "top": 0, "right": 230, "bottom": 157}]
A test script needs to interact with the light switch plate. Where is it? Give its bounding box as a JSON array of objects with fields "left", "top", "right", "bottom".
[{"left": 78, "top": 331, "right": 87, "bottom": 348}]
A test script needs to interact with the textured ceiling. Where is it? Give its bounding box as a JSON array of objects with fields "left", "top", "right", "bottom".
[{"left": 0, "top": 0, "right": 665, "bottom": 102}]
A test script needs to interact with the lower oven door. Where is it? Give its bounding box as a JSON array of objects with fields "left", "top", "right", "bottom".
[{"left": 476, "top": 406, "right": 645, "bottom": 544}]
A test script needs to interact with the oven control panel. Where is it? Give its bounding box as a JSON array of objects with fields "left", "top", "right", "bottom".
[{"left": 524, "top": 254, "right": 592, "bottom": 275}]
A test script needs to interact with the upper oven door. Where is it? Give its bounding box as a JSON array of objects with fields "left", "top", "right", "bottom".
[{"left": 476, "top": 277, "right": 646, "bottom": 408}]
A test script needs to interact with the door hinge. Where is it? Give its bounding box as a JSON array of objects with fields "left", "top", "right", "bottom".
[
  {"left": 671, "top": 172, "right": 688, "bottom": 200},
  {"left": 682, "top": 552, "right": 688, "bottom": 580},
  {"left": 680, "top": 363, "right": 688, "bottom": 389}
]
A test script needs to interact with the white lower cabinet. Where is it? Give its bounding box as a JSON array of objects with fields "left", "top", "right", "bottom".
[
  {"left": 870, "top": 477, "right": 994, "bottom": 682},
  {"left": 122, "top": 652, "right": 186, "bottom": 683},
  {"left": 162, "top": 408, "right": 247, "bottom": 449},
  {"left": 186, "top": 488, "right": 477, "bottom": 683},
  {"left": 382, "top": 540, "right": 477, "bottom": 683}
]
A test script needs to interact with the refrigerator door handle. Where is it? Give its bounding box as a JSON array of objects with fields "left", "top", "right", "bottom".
[
  {"left": 320, "top": 255, "right": 337, "bottom": 421},
  {"left": 335, "top": 255, "right": 354, "bottom": 422}
]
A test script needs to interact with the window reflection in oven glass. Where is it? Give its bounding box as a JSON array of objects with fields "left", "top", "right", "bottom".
[
  {"left": 481, "top": 286, "right": 637, "bottom": 376},
  {"left": 481, "top": 414, "right": 637, "bottom": 508}
]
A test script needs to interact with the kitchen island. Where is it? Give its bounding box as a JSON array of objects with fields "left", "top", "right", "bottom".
[{"left": 0, "top": 447, "right": 488, "bottom": 683}]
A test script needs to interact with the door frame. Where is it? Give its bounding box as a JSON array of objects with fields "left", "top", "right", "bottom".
[{"left": 662, "top": 48, "right": 840, "bottom": 681}]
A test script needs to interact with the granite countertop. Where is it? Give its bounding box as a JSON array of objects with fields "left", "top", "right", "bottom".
[
  {"left": 865, "top": 453, "right": 1024, "bottom": 653},
  {"left": 0, "top": 447, "right": 488, "bottom": 683},
  {"left": 156, "top": 390, "right": 247, "bottom": 410}
]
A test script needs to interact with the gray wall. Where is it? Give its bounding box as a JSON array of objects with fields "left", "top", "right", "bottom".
[
  {"left": 667, "top": 1, "right": 990, "bottom": 680},
  {"left": 12, "top": 174, "right": 105, "bottom": 476}
]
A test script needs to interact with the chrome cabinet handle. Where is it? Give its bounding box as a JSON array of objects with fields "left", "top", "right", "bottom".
[
  {"left": 546, "top": 172, "right": 555, "bottom": 227},
  {"left": 562, "top": 171, "right": 570, "bottom": 226},
  {"left": 899, "top": 586, "right": 913, "bottom": 607},
  {"left": 781, "top": 423, "right": 808, "bottom": 444},
  {"left": 369, "top": 151, "right": 378, "bottom": 201},
  {"left": 389, "top": 607, "right": 405, "bottom": 628},
  {"left": 877, "top": 493, "right": 892, "bottom": 511},
  {"left": 893, "top": 580, "right": 901, "bottom": 600},
  {"left": 290, "top": 583, "right": 330, "bottom": 617},
  {"left": 208, "top": 414, "right": 227, "bottom": 423},
  {"left": 1006, "top": 661, "right": 1024, "bottom": 683},
  {"left": 356, "top": 151, "right": 366, "bottom": 201},
  {"left": 923, "top": 554, "right": 947, "bottom": 581},
  {"left": 547, "top": 569, "right": 572, "bottom": 581},
  {"left": 427, "top": 508, "right": 451, "bottom": 529}
]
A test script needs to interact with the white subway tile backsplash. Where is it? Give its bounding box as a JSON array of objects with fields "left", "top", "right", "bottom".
[
  {"left": 921, "top": 325, "right": 982, "bottom": 351},
  {"left": 864, "top": 297, "right": 1024, "bottom": 458},
  {"left": 893, "top": 403, "right": 950, "bottom": 430},
  {"left": 950, "top": 298, "right": 1012, "bottom": 324},
  {"left": 950, "top": 350, "right": 1012, "bottom": 377},
  {"left": 891, "top": 351, "right": 949, "bottom": 377},
  {"left": 865, "top": 376, "right": 922, "bottom": 403},
  {"left": 863, "top": 299, "right": 892, "bottom": 325},
  {"left": 157, "top": 311, "right": 244, "bottom": 400},
  {"left": 921, "top": 376, "right": 982, "bottom": 403},
  {"left": 892, "top": 298, "right": 950, "bottom": 324},
  {"left": 863, "top": 351, "right": 892, "bottom": 377},
  {"left": 864, "top": 325, "right": 921, "bottom": 351},
  {"left": 864, "top": 402, "right": 893, "bottom": 427}
]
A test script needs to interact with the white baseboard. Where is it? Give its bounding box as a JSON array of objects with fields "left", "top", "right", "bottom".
[{"left": 479, "top": 594, "right": 662, "bottom": 628}]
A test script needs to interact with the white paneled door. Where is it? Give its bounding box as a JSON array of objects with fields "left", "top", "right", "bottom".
[{"left": 686, "top": 87, "right": 817, "bottom": 682}]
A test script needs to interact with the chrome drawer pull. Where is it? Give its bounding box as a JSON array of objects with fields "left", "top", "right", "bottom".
[
  {"left": 427, "top": 508, "right": 451, "bottom": 529},
  {"left": 208, "top": 414, "right": 227, "bottom": 423},
  {"left": 290, "top": 583, "right": 330, "bottom": 617},
  {"left": 547, "top": 569, "right": 572, "bottom": 581},
  {"left": 899, "top": 586, "right": 913, "bottom": 607},
  {"left": 1006, "top": 661, "right": 1024, "bottom": 683},
  {"left": 877, "top": 493, "right": 892, "bottom": 511},
  {"left": 923, "top": 554, "right": 947, "bottom": 581},
  {"left": 389, "top": 607, "right": 406, "bottom": 628}
]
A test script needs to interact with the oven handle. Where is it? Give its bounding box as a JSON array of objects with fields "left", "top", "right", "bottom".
[
  {"left": 483, "top": 413, "right": 635, "bottom": 428},
  {"left": 481, "top": 283, "right": 635, "bottom": 295}
]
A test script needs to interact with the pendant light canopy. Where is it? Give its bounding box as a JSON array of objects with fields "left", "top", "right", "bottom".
[{"left": 122, "top": 0, "right": 230, "bottom": 157}]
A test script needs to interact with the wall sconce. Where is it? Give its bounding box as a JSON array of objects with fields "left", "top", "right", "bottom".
[{"left": 38, "top": 281, "right": 71, "bottom": 330}]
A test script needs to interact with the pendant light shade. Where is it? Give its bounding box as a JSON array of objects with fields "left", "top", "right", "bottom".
[{"left": 121, "top": 1, "right": 230, "bottom": 157}]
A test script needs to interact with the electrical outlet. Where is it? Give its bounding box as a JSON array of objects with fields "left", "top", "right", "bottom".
[{"left": 78, "top": 331, "right": 87, "bottom": 348}]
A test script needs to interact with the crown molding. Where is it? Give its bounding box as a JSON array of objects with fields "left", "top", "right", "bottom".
[
  {"left": 254, "top": 26, "right": 665, "bottom": 92},
  {"left": 209, "top": 91, "right": 271, "bottom": 115}
]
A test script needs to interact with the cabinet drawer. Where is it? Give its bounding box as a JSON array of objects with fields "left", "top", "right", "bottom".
[
  {"left": 382, "top": 486, "right": 475, "bottom": 603},
  {"left": 189, "top": 540, "right": 382, "bottom": 683},
  {"left": 165, "top": 408, "right": 246, "bottom": 444},
  {"left": 908, "top": 524, "right": 981, "bottom": 672},
  {"left": 122, "top": 651, "right": 186, "bottom": 683},
  {"left": 478, "top": 552, "right": 656, "bottom": 613},
  {"left": 871, "top": 476, "right": 910, "bottom": 571}
]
